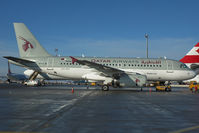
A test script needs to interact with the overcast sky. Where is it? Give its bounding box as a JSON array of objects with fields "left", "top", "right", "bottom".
[{"left": 0, "top": 0, "right": 199, "bottom": 75}]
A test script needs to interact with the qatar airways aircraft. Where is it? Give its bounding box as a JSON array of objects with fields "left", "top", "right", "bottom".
[{"left": 3, "top": 23, "right": 196, "bottom": 90}]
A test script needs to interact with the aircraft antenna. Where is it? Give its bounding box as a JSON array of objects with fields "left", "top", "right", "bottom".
[{"left": 145, "top": 34, "right": 149, "bottom": 58}]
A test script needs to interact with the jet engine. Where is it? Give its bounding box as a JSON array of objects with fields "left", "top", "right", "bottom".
[
  {"left": 112, "top": 73, "right": 147, "bottom": 87},
  {"left": 190, "top": 64, "right": 199, "bottom": 74}
]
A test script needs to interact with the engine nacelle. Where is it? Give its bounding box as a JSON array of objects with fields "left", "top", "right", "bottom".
[{"left": 112, "top": 73, "right": 147, "bottom": 87}]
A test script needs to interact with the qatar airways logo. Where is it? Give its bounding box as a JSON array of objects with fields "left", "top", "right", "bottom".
[
  {"left": 18, "top": 36, "right": 34, "bottom": 52},
  {"left": 91, "top": 59, "right": 111, "bottom": 63},
  {"left": 141, "top": 60, "right": 161, "bottom": 64}
]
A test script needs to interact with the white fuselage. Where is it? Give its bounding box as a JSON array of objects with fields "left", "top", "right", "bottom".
[{"left": 23, "top": 57, "right": 196, "bottom": 82}]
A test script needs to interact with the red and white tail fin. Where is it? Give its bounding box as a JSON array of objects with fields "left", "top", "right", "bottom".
[{"left": 180, "top": 42, "right": 199, "bottom": 63}]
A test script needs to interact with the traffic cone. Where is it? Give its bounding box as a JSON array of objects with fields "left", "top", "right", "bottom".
[{"left": 72, "top": 87, "right": 74, "bottom": 93}]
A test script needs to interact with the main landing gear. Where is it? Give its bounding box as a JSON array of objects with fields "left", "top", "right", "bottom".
[{"left": 102, "top": 85, "right": 109, "bottom": 91}]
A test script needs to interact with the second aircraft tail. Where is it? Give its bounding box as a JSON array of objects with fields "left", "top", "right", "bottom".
[{"left": 180, "top": 42, "right": 199, "bottom": 64}]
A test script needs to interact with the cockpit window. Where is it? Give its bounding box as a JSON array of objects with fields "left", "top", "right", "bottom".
[{"left": 180, "top": 64, "right": 188, "bottom": 68}]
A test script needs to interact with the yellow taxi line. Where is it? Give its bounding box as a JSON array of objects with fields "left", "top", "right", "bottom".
[{"left": 169, "top": 125, "right": 199, "bottom": 133}]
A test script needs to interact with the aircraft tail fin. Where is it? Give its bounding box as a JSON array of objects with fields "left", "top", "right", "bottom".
[
  {"left": 13, "top": 23, "right": 51, "bottom": 58},
  {"left": 180, "top": 42, "right": 199, "bottom": 63}
]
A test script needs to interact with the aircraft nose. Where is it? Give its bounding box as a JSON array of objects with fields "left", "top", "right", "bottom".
[{"left": 187, "top": 70, "right": 196, "bottom": 79}]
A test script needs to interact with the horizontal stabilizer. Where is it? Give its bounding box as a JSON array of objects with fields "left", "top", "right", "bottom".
[{"left": 3, "top": 56, "right": 35, "bottom": 67}]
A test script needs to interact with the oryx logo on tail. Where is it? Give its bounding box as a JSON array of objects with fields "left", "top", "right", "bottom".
[{"left": 18, "top": 36, "right": 34, "bottom": 51}]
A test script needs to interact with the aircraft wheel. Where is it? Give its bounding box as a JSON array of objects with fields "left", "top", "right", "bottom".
[{"left": 102, "top": 85, "right": 109, "bottom": 91}]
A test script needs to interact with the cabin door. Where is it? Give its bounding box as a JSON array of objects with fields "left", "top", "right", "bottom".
[
  {"left": 47, "top": 58, "right": 54, "bottom": 70},
  {"left": 166, "top": 60, "right": 173, "bottom": 73}
]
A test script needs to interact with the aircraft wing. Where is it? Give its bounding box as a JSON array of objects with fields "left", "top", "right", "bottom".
[
  {"left": 70, "top": 56, "right": 125, "bottom": 78},
  {"left": 4, "top": 56, "right": 35, "bottom": 64},
  {"left": 3, "top": 56, "right": 36, "bottom": 69}
]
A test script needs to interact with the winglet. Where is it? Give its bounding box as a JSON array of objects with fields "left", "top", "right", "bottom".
[
  {"left": 8, "top": 61, "right": 11, "bottom": 74},
  {"left": 70, "top": 56, "right": 78, "bottom": 64}
]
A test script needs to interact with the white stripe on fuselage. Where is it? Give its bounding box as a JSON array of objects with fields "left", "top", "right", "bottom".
[{"left": 40, "top": 67, "right": 193, "bottom": 81}]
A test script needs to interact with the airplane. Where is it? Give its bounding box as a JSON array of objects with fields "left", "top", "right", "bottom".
[
  {"left": 180, "top": 42, "right": 199, "bottom": 83},
  {"left": 3, "top": 23, "right": 196, "bottom": 91},
  {"left": 7, "top": 61, "right": 27, "bottom": 83}
]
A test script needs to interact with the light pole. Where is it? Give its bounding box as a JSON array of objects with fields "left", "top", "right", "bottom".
[
  {"left": 55, "top": 48, "right": 58, "bottom": 56},
  {"left": 145, "top": 34, "right": 149, "bottom": 58}
]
